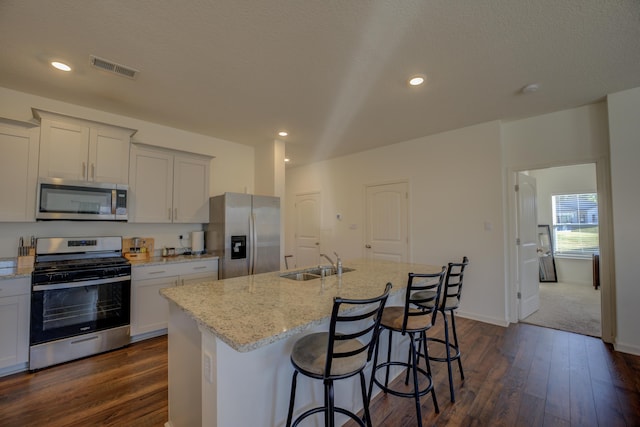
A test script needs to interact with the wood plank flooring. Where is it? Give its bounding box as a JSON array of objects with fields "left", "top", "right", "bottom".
[
  {"left": 1, "top": 319, "right": 639, "bottom": 427},
  {"left": 0, "top": 336, "right": 168, "bottom": 427}
]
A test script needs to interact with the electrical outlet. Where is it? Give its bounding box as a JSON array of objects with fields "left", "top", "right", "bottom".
[{"left": 179, "top": 234, "right": 183, "bottom": 240}]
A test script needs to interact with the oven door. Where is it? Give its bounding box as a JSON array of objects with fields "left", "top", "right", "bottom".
[{"left": 30, "top": 276, "right": 131, "bottom": 345}]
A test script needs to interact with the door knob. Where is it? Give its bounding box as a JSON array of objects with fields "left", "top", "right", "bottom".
[{"left": 365, "top": 244, "right": 372, "bottom": 248}]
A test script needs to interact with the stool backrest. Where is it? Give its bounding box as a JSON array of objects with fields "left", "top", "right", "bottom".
[
  {"left": 325, "top": 282, "right": 393, "bottom": 377},
  {"left": 441, "top": 256, "right": 469, "bottom": 311},
  {"left": 402, "top": 267, "right": 447, "bottom": 332}
]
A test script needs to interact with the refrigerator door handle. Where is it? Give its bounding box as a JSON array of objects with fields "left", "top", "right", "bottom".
[
  {"left": 249, "top": 213, "right": 256, "bottom": 275},
  {"left": 251, "top": 212, "right": 258, "bottom": 274}
]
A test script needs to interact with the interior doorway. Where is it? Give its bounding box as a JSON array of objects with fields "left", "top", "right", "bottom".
[{"left": 519, "top": 163, "right": 602, "bottom": 337}]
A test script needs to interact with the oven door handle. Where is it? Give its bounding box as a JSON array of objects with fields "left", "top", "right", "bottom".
[{"left": 32, "top": 275, "right": 131, "bottom": 292}]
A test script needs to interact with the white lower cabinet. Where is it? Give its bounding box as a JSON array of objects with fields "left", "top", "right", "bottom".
[
  {"left": 131, "top": 274, "right": 179, "bottom": 337},
  {"left": 131, "top": 259, "right": 218, "bottom": 340},
  {"left": 0, "top": 277, "right": 30, "bottom": 372}
]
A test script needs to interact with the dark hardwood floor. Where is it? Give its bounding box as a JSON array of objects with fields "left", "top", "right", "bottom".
[
  {"left": 1, "top": 319, "right": 639, "bottom": 427},
  {"left": 0, "top": 336, "right": 168, "bottom": 427}
]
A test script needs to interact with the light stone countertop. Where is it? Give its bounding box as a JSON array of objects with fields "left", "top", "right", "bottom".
[
  {"left": 160, "top": 259, "right": 443, "bottom": 352},
  {"left": 128, "top": 253, "right": 219, "bottom": 267},
  {"left": 0, "top": 253, "right": 219, "bottom": 279},
  {"left": 0, "top": 258, "right": 32, "bottom": 280}
]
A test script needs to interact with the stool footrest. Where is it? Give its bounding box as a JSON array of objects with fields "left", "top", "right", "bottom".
[
  {"left": 424, "top": 337, "right": 461, "bottom": 362},
  {"left": 371, "top": 361, "right": 434, "bottom": 399},
  {"left": 291, "top": 406, "right": 365, "bottom": 427}
]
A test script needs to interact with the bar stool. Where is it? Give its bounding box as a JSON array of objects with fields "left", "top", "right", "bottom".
[
  {"left": 286, "top": 283, "right": 392, "bottom": 427},
  {"left": 367, "top": 268, "right": 446, "bottom": 427},
  {"left": 417, "top": 256, "right": 469, "bottom": 402}
]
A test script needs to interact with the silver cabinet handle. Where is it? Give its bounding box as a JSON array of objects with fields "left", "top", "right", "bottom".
[
  {"left": 193, "top": 266, "right": 207, "bottom": 270},
  {"left": 147, "top": 270, "right": 166, "bottom": 275},
  {"left": 168, "top": 208, "right": 172, "bottom": 220},
  {"left": 82, "top": 161, "right": 86, "bottom": 178},
  {"left": 174, "top": 208, "right": 178, "bottom": 221},
  {"left": 91, "top": 163, "right": 95, "bottom": 179},
  {"left": 365, "top": 244, "right": 372, "bottom": 248}
]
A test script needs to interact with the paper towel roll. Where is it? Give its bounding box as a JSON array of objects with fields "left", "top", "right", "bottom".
[{"left": 191, "top": 231, "right": 205, "bottom": 254}]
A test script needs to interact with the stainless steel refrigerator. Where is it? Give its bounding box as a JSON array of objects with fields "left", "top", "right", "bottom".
[{"left": 206, "top": 192, "right": 280, "bottom": 279}]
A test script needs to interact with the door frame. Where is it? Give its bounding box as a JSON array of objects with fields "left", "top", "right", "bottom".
[{"left": 506, "top": 158, "right": 615, "bottom": 343}]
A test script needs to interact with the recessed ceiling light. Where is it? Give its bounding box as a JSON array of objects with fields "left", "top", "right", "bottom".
[
  {"left": 51, "top": 61, "right": 71, "bottom": 72},
  {"left": 278, "top": 131, "right": 288, "bottom": 137},
  {"left": 408, "top": 75, "right": 425, "bottom": 86},
  {"left": 521, "top": 83, "right": 541, "bottom": 93},
  {"left": 284, "top": 158, "right": 290, "bottom": 163}
]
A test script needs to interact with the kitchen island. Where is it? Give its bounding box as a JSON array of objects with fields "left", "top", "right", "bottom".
[{"left": 160, "top": 258, "right": 442, "bottom": 427}]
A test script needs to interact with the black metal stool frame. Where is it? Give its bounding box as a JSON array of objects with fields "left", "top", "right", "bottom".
[
  {"left": 367, "top": 268, "right": 446, "bottom": 427},
  {"left": 421, "top": 256, "right": 469, "bottom": 403},
  {"left": 286, "top": 283, "right": 392, "bottom": 427}
]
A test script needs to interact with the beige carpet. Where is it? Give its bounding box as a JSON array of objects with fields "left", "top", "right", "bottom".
[{"left": 522, "top": 281, "right": 601, "bottom": 337}]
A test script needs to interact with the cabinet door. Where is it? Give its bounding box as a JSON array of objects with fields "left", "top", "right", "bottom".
[
  {"left": 39, "top": 119, "right": 90, "bottom": 180},
  {"left": 173, "top": 154, "right": 210, "bottom": 223},
  {"left": 0, "top": 125, "right": 38, "bottom": 221},
  {"left": 131, "top": 276, "right": 178, "bottom": 336},
  {"left": 0, "top": 294, "right": 30, "bottom": 368},
  {"left": 129, "top": 146, "right": 174, "bottom": 223},
  {"left": 89, "top": 127, "right": 130, "bottom": 184}
]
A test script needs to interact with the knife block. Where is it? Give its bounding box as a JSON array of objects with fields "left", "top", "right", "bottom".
[{"left": 17, "top": 255, "right": 34, "bottom": 269}]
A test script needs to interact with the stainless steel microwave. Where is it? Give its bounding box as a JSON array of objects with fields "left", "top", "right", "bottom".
[{"left": 36, "top": 178, "right": 128, "bottom": 221}]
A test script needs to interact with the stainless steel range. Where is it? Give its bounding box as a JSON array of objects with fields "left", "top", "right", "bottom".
[{"left": 30, "top": 237, "right": 131, "bottom": 370}]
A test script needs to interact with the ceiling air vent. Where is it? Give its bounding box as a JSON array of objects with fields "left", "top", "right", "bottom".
[{"left": 90, "top": 55, "right": 139, "bottom": 79}]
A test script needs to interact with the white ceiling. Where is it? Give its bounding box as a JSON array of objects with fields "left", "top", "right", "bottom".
[{"left": 1, "top": 1, "right": 639, "bottom": 167}]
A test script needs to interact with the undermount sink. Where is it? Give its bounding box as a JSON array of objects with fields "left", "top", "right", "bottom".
[
  {"left": 280, "top": 272, "right": 322, "bottom": 281},
  {"left": 280, "top": 266, "right": 355, "bottom": 281}
]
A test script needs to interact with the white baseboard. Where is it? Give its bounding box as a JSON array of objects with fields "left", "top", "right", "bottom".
[
  {"left": 613, "top": 341, "right": 640, "bottom": 356},
  {"left": 454, "top": 310, "right": 509, "bottom": 327},
  {"left": 0, "top": 361, "right": 28, "bottom": 378},
  {"left": 130, "top": 328, "right": 167, "bottom": 343}
]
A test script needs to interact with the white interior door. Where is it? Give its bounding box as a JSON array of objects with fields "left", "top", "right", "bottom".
[
  {"left": 365, "top": 182, "right": 409, "bottom": 262},
  {"left": 295, "top": 192, "right": 321, "bottom": 268},
  {"left": 517, "top": 172, "right": 540, "bottom": 319}
]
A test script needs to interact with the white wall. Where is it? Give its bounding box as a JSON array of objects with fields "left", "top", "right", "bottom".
[
  {"left": 286, "top": 121, "right": 507, "bottom": 326},
  {"left": 607, "top": 86, "right": 640, "bottom": 355},
  {"left": 0, "top": 86, "right": 255, "bottom": 257},
  {"left": 529, "top": 164, "right": 597, "bottom": 285}
]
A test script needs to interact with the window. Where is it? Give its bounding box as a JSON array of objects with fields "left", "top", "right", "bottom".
[{"left": 552, "top": 193, "right": 599, "bottom": 257}]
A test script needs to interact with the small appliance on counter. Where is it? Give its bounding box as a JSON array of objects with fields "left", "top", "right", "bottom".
[
  {"left": 191, "top": 230, "right": 205, "bottom": 255},
  {"left": 123, "top": 237, "right": 154, "bottom": 260}
]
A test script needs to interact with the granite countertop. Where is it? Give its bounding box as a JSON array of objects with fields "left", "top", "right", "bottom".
[
  {"left": 0, "top": 253, "right": 219, "bottom": 280},
  {"left": 0, "top": 259, "right": 32, "bottom": 280},
  {"left": 160, "top": 259, "right": 442, "bottom": 353},
  {"left": 128, "top": 252, "right": 219, "bottom": 267}
]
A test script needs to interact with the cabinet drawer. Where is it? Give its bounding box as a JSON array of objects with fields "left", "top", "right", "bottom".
[
  {"left": 0, "top": 277, "right": 30, "bottom": 298},
  {"left": 132, "top": 266, "right": 174, "bottom": 281},
  {"left": 172, "top": 260, "right": 217, "bottom": 276},
  {"left": 132, "top": 259, "right": 218, "bottom": 281}
]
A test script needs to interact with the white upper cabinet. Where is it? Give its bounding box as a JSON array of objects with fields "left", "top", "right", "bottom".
[
  {"left": 129, "top": 144, "right": 211, "bottom": 223},
  {"left": 34, "top": 109, "right": 136, "bottom": 184},
  {"left": 0, "top": 120, "right": 39, "bottom": 222}
]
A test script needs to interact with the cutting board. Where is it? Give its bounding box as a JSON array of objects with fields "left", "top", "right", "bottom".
[{"left": 123, "top": 237, "right": 154, "bottom": 260}]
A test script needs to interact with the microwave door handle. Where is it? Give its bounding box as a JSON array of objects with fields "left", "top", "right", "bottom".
[{"left": 112, "top": 189, "right": 117, "bottom": 215}]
